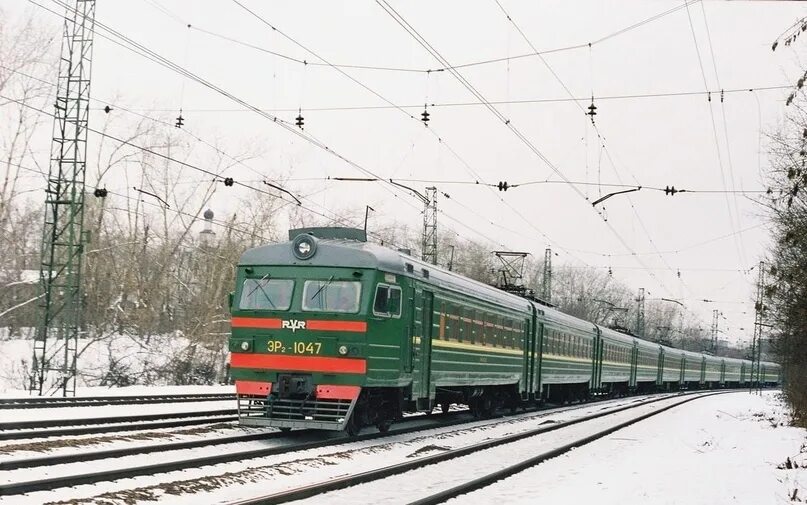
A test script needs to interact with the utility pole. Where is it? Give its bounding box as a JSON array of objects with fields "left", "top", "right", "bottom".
[
  {"left": 635, "top": 288, "right": 645, "bottom": 337},
  {"left": 422, "top": 187, "right": 437, "bottom": 265},
  {"left": 710, "top": 309, "right": 719, "bottom": 354},
  {"left": 542, "top": 248, "right": 552, "bottom": 302},
  {"left": 750, "top": 260, "right": 765, "bottom": 394},
  {"left": 31, "top": 0, "right": 96, "bottom": 397}
]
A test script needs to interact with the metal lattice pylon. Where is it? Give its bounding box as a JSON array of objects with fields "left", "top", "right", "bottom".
[
  {"left": 710, "top": 309, "right": 719, "bottom": 353},
  {"left": 422, "top": 187, "right": 437, "bottom": 265},
  {"left": 31, "top": 0, "right": 96, "bottom": 397},
  {"left": 749, "top": 261, "right": 765, "bottom": 394},
  {"left": 542, "top": 248, "right": 552, "bottom": 303},
  {"left": 635, "top": 288, "right": 645, "bottom": 337}
]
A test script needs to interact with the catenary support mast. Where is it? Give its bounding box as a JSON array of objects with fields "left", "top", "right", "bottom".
[
  {"left": 749, "top": 261, "right": 765, "bottom": 394},
  {"left": 31, "top": 0, "right": 96, "bottom": 396},
  {"left": 422, "top": 187, "right": 437, "bottom": 265}
]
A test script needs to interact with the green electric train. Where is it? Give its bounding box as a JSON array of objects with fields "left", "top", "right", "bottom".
[{"left": 227, "top": 228, "right": 780, "bottom": 434}]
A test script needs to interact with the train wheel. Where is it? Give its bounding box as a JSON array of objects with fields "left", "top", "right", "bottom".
[
  {"left": 376, "top": 420, "right": 392, "bottom": 433},
  {"left": 441, "top": 403, "right": 450, "bottom": 414},
  {"left": 346, "top": 416, "right": 361, "bottom": 437},
  {"left": 279, "top": 427, "right": 292, "bottom": 433}
]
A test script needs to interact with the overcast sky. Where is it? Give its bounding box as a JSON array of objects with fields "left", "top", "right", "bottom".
[{"left": 7, "top": 0, "right": 807, "bottom": 344}]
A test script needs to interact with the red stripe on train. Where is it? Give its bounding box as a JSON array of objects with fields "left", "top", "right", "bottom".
[
  {"left": 230, "top": 353, "right": 367, "bottom": 374},
  {"left": 231, "top": 317, "right": 282, "bottom": 329},
  {"left": 230, "top": 317, "right": 366, "bottom": 333},
  {"left": 235, "top": 380, "right": 272, "bottom": 396},
  {"left": 316, "top": 385, "right": 361, "bottom": 400},
  {"left": 306, "top": 320, "right": 367, "bottom": 332}
]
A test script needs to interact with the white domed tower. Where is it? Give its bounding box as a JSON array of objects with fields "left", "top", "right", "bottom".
[{"left": 199, "top": 208, "right": 216, "bottom": 246}]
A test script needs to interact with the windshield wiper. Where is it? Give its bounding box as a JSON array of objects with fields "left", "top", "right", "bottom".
[
  {"left": 247, "top": 273, "right": 276, "bottom": 308},
  {"left": 310, "top": 275, "right": 335, "bottom": 301}
]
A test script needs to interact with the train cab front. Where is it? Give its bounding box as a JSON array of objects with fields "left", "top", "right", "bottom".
[{"left": 229, "top": 233, "right": 370, "bottom": 433}]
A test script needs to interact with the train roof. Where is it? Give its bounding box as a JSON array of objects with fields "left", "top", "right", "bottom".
[{"left": 239, "top": 235, "right": 533, "bottom": 313}]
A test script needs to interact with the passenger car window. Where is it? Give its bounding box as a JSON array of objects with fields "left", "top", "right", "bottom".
[
  {"left": 303, "top": 280, "right": 361, "bottom": 313},
  {"left": 239, "top": 278, "right": 294, "bottom": 310},
  {"left": 373, "top": 284, "right": 402, "bottom": 317}
]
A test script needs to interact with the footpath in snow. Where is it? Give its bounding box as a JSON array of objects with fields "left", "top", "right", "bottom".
[{"left": 462, "top": 390, "right": 805, "bottom": 505}]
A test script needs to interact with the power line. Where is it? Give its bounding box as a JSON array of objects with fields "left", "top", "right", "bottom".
[
  {"left": 30, "top": 0, "right": 558, "bottom": 268},
  {"left": 75, "top": 85, "right": 792, "bottom": 114},
  {"left": 683, "top": 0, "right": 748, "bottom": 270},
  {"left": 0, "top": 94, "right": 415, "bottom": 248},
  {"left": 33, "top": 0, "right": 426, "bottom": 214},
  {"left": 138, "top": 0, "right": 699, "bottom": 75},
  {"left": 228, "top": 0, "right": 585, "bottom": 263}
]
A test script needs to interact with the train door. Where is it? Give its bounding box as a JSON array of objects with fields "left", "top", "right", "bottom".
[
  {"left": 700, "top": 357, "right": 706, "bottom": 385},
  {"left": 591, "top": 326, "right": 603, "bottom": 392},
  {"left": 656, "top": 348, "right": 664, "bottom": 386},
  {"left": 679, "top": 354, "right": 686, "bottom": 386},
  {"left": 533, "top": 320, "right": 544, "bottom": 400},
  {"left": 720, "top": 360, "right": 726, "bottom": 386},
  {"left": 522, "top": 316, "right": 532, "bottom": 400},
  {"left": 415, "top": 290, "right": 434, "bottom": 408},
  {"left": 629, "top": 343, "right": 638, "bottom": 390},
  {"left": 402, "top": 287, "right": 415, "bottom": 373}
]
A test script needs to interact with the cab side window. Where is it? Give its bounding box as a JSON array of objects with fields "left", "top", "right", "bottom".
[{"left": 373, "top": 284, "right": 402, "bottom": 318}]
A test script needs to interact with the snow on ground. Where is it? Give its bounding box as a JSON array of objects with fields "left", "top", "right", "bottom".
[
  {"left": 0, "top": 398, "right": 235, "bottom": 424},
  {"left": 0, "top": 333, "right": 228, "bottom": 394},
  {"left": 1, "top": 396, "right": 656, "bottom": 505},
  {"left": 0, "top": 384, "right": 235, "bottom": 399},
  {"left": 459, "top": 390, "right": 803, "bottom": 505},
  {"left": 3, "top": 391, "right": 802, "bottom": 505},
  {"left": 292, "top": 394, "right": 709, "bottom": 505}
]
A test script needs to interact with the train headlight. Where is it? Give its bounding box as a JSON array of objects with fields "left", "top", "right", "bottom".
[
  {"left": 338, "top": 345, "right": 348, "bottom": 356},
  {"left": 292, "top": 234, "right": 317, "bottom": 260},
  {"left": 240, "top": 341, "right": 250, "bottom": 351}
]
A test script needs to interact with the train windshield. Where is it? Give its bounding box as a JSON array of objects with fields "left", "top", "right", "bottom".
[
  {"left": 302, "top": 279, "right": 361, "bottom": 313},
  {"left": 239, "top": 278, "right": 294, "bottom": 310}
]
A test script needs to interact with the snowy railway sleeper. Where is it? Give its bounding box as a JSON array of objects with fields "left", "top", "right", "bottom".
[{"left": 227, "top": 227, "right": 781, "bottom": 435}]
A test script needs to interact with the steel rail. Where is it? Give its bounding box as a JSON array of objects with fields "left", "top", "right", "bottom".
[
  {"left": 0, "top": 408, "right": 236, "bottom": 431},
  {"left": 408, "top": 391, "right": 727, "bottom": 505},
  {"left": 0, "top": 412, "right": 472, "bottom": 496},
  {"left": 0, "top": 415, "right": 238, "bottom": 441},
  {"left": 224, "top": 391, "right": 724, "bottom": 505},
  {"left": 0, "top": 430, "right": 279, "bottom": 470},
  {"left": 0, "top": 393, "right": 236, "bottom": 410},
  {"left": 0, "top": 395, "right": 651, "bottom": 473}
]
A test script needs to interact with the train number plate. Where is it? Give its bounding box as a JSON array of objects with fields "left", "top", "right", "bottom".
[{"left": 267, "top": 340, "right": 322, "bottom": 354}]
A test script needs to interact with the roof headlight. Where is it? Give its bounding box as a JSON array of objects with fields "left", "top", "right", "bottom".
[
  {"left": 292, "top": 234, "right": 317, "bottom": 260},
  {"left": 338, "top": 345, "right": 349, "bottom": 355},
  {"left": 240, "top": 341, "right": 250, "bottom": 351}
]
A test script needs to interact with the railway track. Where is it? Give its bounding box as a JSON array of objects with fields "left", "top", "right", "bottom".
[
  {"left": 0, "top": 392, "right": 235, "bottom": 410},
  {"left": 222, "top": 391, "right": 727, "bottom": 505},
  {"left": 0, "top": 395, "right": 664, "bottom": 497},
  {"left": 0, "top": 409, "right": 238, "bottom": 441}
]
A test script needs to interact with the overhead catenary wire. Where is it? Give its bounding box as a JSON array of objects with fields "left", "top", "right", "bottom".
[
  {"left": 698, "top": 1, "right": 749, "bottom": 268},
  {"left": 78, "top": 85, "right": 792, "bottom": 114},
  {"left": 683, "top": 0, "right": 748, "bottom": 270},
  {"left": 378, "top": 0, "right": 676, "bottom": 297},
  {"left": 25, "top": 0, "right": 539, "bottom": 266},
  {"left": 0, "top": 94, "right": 414, "bottom": 249},
  {"left": 228, "top": 0, "right": 586, "bottom": 263},
  {"left": 33, "top": 0, "right": 427, "bottom": 215},
  {"left": 137, "top": 0, "right": 700, "bottom": 75}
]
